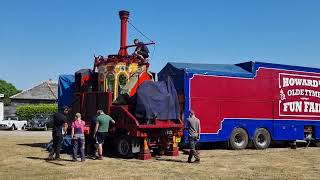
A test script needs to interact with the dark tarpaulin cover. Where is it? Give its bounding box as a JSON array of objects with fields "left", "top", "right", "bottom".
[
  {"left": 58, "top": 75, "right": 75, "bottom": 111},
  {"left": 135, "top": 77, "right": 180, "bottom": 120},
  {"left": 75, "top": 69, "right": 98, "bottom": 92},
  {"left": 158, "top": 62, "right": 254, "bottom": 93}
]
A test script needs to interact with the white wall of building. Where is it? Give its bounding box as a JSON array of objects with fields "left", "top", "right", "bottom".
[
  {"left": 0, "top": 102, "right": 3, "bottom": 121},
  {"left": 0, "top": 94, "right": 4, "bottom": 120}
]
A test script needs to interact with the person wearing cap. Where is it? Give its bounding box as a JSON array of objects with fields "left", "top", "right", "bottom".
[
  {"left": 71, "top": 113, "right": 86, "bottom": 162},
  {"left": 47, "top": 106, "right": 69, "bottom": 161},
  {"left": 133, "top": 38, "right": 149, "bottom": 61},
  {"left": 186, "top": 110, "right": 201, "bottom": 163},
  {"left": 94, "top": 110, "right": 115, "bottom": 160}
]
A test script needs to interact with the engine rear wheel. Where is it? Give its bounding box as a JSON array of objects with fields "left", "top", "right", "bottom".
[
  {"left": 229, "top": 128, "right": 248, "bottom": 150},
  {"left": 115, "top": 136, "right": 134, "bottom": 159},
  {"left": 253, "top": 128, "right": 271, "bottom": 150}
]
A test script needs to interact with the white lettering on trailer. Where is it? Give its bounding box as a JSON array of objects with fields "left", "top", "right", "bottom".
[
  {"left": 304, "top": 101, "right": 319, "bottom": 113},
  {"left": 286, "top": 89, "right": 320, "bottom": 98},
  {"left": 283, "top": 101, "right": 320, "bottom": 113},
  {"left": 283, "top": 101, "right": 302, "bottom": 112},
  {"left": 283, "top": 77, "right": 289, "bottom": 87},
  {"left": 283, "top": 77, "right": 320, "bottom": 88}
]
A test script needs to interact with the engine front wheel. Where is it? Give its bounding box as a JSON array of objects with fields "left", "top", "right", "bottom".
[
  {"left": 115, "top": 136, "right": 134, "bottom": 159},
  {"left": 229, "top": 128, "right": 249, "bottom": 150}
]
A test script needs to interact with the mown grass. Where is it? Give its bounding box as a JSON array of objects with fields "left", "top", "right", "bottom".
[{"left": 0, "top": 131, "right": 319, "bottom": 180}]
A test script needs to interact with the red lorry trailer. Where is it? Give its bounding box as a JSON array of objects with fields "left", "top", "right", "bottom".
[{"left": 159, "top": 61, "right": 320, "bottom": 149}]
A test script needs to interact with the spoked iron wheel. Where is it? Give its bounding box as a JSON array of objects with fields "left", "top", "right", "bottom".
[{"left": 115, "top": 136, "right": 134, "bottom": 159}]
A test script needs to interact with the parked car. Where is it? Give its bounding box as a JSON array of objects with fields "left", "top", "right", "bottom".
[
  {"left": 26, "top": 114, "right": 53, "bottom": 131},
  {"left": 0, "top": 116, "right": 27, "bottom": 130}
]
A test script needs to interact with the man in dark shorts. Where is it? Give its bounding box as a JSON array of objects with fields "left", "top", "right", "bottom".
[
  {"left": 47, "top": 106, "right": 69, "bottom": 161},
  {"left": 88, "top": 114, "right": 98, "bottom": 159},
  {"left": 94, "top": 110, "right": 115, "bottom": 160}
]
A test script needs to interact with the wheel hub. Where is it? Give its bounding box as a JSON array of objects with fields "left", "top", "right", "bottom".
[
  {"left": 119, "top": 139, "right": 130, "bottom": 155},
  {"left": 257, "top": 134, "right": 267, "bottom": 146},
  {"left": 234, "top": 133, "right": 244, "bottom": 146}
]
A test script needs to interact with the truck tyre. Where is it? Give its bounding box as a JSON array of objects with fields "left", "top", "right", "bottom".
[
  {"left": 253, "top": 128, "right": 271, "bottom": 150},
  {"left": 22, "top": 124, "right": 26, "bottom": 130},
  {"left": 229, "top": 128, "right": 248, "bottom": 150},
  {"left": 115, "top": 136, "right": 134, "bottom": 159},
  {"left": 314, "top": 141, "right": 320, "bottom": 147},
  {"left": 44, "top": 125, "right": 48, "bottom": 131},
  {"left": 10, "top": 124, "right": 16, "bottom": 131}
]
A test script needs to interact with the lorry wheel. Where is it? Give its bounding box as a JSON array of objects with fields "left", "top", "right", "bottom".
[
  {"left": 253, "top": 128, "right": 271, "bottom": 150},
  {"left": 314, "top": 141, "right": 320, "bottom": 147},
  {"left": 10, "top": 124, "right": 16, "bottom": 131},
  {"left": 229, "top": 128, "right": 248, "bottom": 150},
  {"left": 115, "top": 136, "right": 134, "bottom": 159},
  {"left": 22, "top": 125, "right": 26, "bottom": 130}
]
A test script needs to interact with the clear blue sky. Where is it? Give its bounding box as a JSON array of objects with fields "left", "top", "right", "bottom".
[{"left": 1, "top": 0, "right": 320, "bottom": 90}]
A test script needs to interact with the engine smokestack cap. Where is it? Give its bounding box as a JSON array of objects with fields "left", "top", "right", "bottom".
[{"left": 119, "top": 10, "right": 130, "bottom": 18}]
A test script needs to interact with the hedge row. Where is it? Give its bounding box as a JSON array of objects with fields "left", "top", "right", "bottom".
[{"left": 16, "top": 104, "right": 58, "bottom": 120}]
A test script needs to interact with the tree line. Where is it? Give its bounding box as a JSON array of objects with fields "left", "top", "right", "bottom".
[{"left": 0, "top": 79, "right": 21, "bottom": 105}]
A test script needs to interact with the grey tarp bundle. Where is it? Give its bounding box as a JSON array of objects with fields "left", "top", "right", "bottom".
[{"left": 135, "top": 77, "right": 180, "bottom": 120}]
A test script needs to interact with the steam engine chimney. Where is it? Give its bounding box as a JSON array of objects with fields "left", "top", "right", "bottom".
[{"left": 118, "top": 10, "right": 130, "bottom": 56}]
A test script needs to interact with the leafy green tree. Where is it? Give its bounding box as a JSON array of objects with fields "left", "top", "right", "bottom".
[{"left": 0, "top": 79, "right": 21, "bottom": 105}]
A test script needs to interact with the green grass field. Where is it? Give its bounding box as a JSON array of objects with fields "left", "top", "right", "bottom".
[{"left": 0, "top": 131, "right": 319, "bottom": 180}]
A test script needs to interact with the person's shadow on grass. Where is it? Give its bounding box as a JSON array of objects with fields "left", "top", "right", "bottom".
[
  {"left": 17, "top": 143, "right": 47, "bottom": 148},
  {"left": 26, "top": 156, "right": 72, "bottom": 166},
  {"left": 154, "top": 157, "right": 187, "bottom": 163}
]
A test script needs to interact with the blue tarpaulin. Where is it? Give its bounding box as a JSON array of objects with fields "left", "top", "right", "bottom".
[
  {"left": 58, "top": 75, "right": 75, "bottom": 111},
  {"left": 158, "top": 61, "right": 320, "bottom": 93},
  {"left": 46, "top": 135, "right": 72, "bottom": 154},
  {"left": 158, "top": 62, "right": 254, "bottom": 93},
  {"left": 135, "top": 77, "right": 180, "bottom": 120},
  {"left": 165, "top": 62, "right": 252, "bottom": 75}
]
